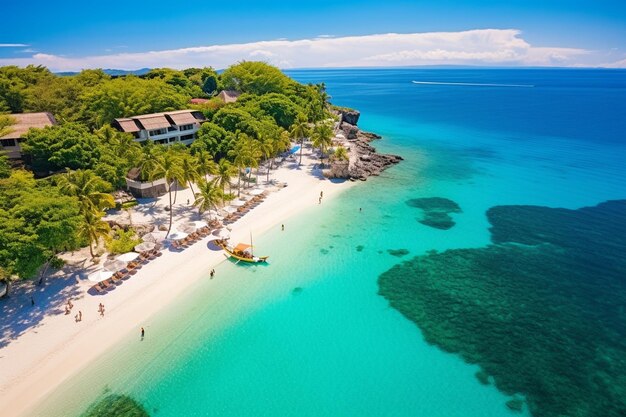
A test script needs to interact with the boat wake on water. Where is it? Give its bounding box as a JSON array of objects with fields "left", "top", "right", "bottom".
[{"left": 412, "top": 80, "right": 535, "bottom": 88}]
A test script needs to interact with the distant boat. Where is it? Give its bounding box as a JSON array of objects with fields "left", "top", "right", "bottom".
[{"left": 218, "top": 241, "right": 269, "bottom": 263}]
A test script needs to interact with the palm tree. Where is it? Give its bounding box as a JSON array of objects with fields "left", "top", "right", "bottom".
[
  {"left": 228, "top": 132, "right": 256, "bottom": 196},
  {"left": 290, "top": 114, "right": 310, "bottom": 166},
  {"left": 246, "top": 139, "right": 262, "bottom": 186},
  {"left": 180, "top": 152, "right": 201, "bottom": 203},
  {"left": 257, "top": 136, "right": 274, "bottom": 184},
  {"left": 79, "top": 210, "right": 111, "bottom": 258},
  {"left": 57, "top": 169, "right": 115, "bottom": 215},
  {"left": 215, "top": 159, "right": 237, "bottom": 200},
  {"left": 266, "top": 130, "right": 291, "bottom": 182},
  {"left": 194, "top": 148, "right": 217, "bottom": 181},
  {"left": 332, "top": 145, "right": 349, "bottom": 162},
  {"left": 311, "top": 122, "right": 334, "bottom": 168},
  {"left": 193, "top": 178, "right": 223, "bottom": 220},
  {"left": 150, "top": 148, "right": 184, "bottom": 237}
]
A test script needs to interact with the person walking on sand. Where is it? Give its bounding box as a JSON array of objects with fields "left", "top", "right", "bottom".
[
  {"left": 78, "top": 310, "right": 82, "bottom": 321},
  {"left": 67, "top": 299, "right": 73, "bottom": 310},
  {"left": 100, "top": 306, "right": 105, "bottom": 317},
  {"left": 141, "top": 327, "right": 145, "bottom": 340},
  {"left": 75, "top": 313, "right": 79, "bottom": 322},
  {"left": 281, "top": 224, "right": 284, "bottom": 231},
  {"left": 319, "top": 196, "right": 322, "bottom": 204}
]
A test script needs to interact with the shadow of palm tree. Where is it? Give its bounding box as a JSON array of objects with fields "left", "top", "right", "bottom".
[{"left": 0, "top": 263, "right": 91, "bottom": 349}]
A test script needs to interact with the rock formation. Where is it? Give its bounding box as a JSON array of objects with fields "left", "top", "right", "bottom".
[{"left": 327, "top": 109, "right": 403, "bottom": 181}]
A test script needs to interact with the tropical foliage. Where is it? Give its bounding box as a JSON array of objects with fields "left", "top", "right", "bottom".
[{"left": 0, "top": 61, "right": 333, "bottom": 287}]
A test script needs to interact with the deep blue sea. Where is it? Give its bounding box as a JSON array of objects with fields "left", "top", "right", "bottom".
[{"left": 36, "top": 69, "right": 626, "bottom": 417}]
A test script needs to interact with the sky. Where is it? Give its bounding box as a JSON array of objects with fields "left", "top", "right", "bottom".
[{"left": 1, "top": 0, "right": 625, "bottom": 70}]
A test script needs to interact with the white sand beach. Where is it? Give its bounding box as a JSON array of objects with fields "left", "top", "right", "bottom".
[{"left": 0, "top": 146, "right": 355, "bottom": 417}]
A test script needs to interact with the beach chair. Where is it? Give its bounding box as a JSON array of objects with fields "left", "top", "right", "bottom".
[
  {"left": 110, "top": 272, "right": 123, "bottom": 284},
  {"left": 100, "top": 280, "right": 113, "bottom": 290},
  {"left": 93, "top": 283, "right": 105, "bottom": 294}
]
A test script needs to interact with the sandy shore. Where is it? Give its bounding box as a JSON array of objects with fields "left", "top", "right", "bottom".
[{"left": 0, "top": 147, "right": 355, "bottom": 417}]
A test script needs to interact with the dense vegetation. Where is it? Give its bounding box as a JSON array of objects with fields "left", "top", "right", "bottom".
[
  {"left": 0, "top": 61, "right": 335, "bottom": 292},
  {"left": 378, "top": 200, "right": 626, "bottom": 417}
]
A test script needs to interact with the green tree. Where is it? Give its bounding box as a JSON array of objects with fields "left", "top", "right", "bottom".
[
  {"left": 22, "top": 123, "right": 102, "bottom": 173},
  {"left": 221, "top": 61, "right": 289, "bottom": 95},
  {"left": 80, "top": 77, "right": 189, "bottom": 128},
  {"left": 290, "top": 114, "right": 309, "bottom": 166},
  {"left": 0, "top": 171, "right": 82, "bottom": 288},
  {"left": 193, "top": 178, "right": 223, "bottom": 220},
  {"left": 150, "top": 148, "right": 184, "bottom": 237},
  {"left": 180, "top": 152, "right": 201, "bottom": 202},
  {"left": 79, "top": 209, "right": 110, "bottom": 258},
  {"left": 192, "top": 148, "right": 217, "bottom": 181},
  {"left": 311, "top": 122, "right": 334, "bottom": 168},
  {"left": 214, "top": 158, "right": 237, "bottom": 200},
  {"left": 56, "top": 169, "right": 115, "bottom": 215}
]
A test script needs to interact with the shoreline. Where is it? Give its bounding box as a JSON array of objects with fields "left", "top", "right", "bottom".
[{"left": 0, "top": 148, "right": 358, "bottom": 417}]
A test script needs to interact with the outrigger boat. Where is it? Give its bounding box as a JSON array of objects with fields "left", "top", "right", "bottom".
[{"left": 217, "top": 241, "right": 269, "bottom": 264}]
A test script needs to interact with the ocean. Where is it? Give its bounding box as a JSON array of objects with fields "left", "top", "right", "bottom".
[{"left": 35, "top": 68, "right": 626, "bottom": 417}]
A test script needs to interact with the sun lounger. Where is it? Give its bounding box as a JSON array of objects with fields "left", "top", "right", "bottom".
[
  {"left": 100, "top": 280, "right": 112, "bottom": 290},
  {"left": 93, "top": 284, "right": 105, "bottom": 294}
]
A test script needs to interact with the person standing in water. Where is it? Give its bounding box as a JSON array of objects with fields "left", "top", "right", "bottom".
[{"left": 141, "top": 327, "right": 145, "bottom": 340}]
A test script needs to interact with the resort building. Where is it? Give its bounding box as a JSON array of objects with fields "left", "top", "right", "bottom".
[
  {"left": 0, "top": 112, "right": 57, "bottom": 159},
  {"left": 112, "top": 110, "right": 206, "bottom": 145},
  {"left": 217, "top": 90, "right": 241, "bottom": 103},
  {"left": 189, "top": 98, "right": 209, "bottom": 104}
]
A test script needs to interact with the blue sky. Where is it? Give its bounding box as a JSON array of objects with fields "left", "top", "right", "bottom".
[{"left": 1, "top": 0, "right": 625, "bottom": 69}]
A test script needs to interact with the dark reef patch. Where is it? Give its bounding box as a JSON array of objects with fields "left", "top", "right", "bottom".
[
  {"left": 378, "top": 200, "right": 626, "bottom": 417},
  {"left": 292, "top": 287, "right": 303, "bottom": 295},
  {"left": 319, "top": 248, "right": 329, "bottom": 255},
  {"left": 387, "top": 249, "right": 410, "bottom": 257},
  {"left": 356, "top": 245, "right": 364, "bottom": 252},
  {"left": 406, "top": 197, "right": 461, "bottom": 230},
  {"left": 80, "top": 394, "right": 150, "bottom": 417}
]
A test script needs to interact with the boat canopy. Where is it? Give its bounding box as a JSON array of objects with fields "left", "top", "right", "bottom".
[{"left": 234, "top": 243, "right": 252, "bottom": 252}]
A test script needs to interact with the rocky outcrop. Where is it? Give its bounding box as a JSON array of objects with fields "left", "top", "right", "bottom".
[
  {"left": 347, "top": 133, "right": 403, "bottom": 181},
  {"left": 326, "top": 121, "right": 403, "bottom": 181},
  {"left": 338, "top": 109, "right": 360, "bottom": 126}
]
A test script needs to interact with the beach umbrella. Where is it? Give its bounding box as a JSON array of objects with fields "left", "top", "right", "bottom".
[
  {"left": 168, "top": 231, "right": 188, "bottom": 241},
  {"left": 135, "top": 241, "right": 156, "bottom": 252},
  {"left": 116, "top": 252, "right": 140, "bottom": 263},
  {"left": 213, "top": 229, "right": 231, "bottom": 239},
  {"left": 103, "top": 259, "right": 126, "bottom": 272},
  {"left": 230, "top": 199, "right": 246, "bottom": 207},
  {"left": 143, "top": 232, "right": 165, "bottom": 244},
  {"left": 193, "top": 220, "right": 208, "bottom": 229},
  {"left": 250, "top": 188, "right": 265, "bottom": 196},
  {"left": 177, "top": 222, "right": 197, "bottom": 233},
  {"left": 88, "top": 270, "right": 114, "bottom": 282}
]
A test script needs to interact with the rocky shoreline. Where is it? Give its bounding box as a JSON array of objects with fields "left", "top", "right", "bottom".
[{"left": 326, "top": 109, "right": 403, "bottom": 181}]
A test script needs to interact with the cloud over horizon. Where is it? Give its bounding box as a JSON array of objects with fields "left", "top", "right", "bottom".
[{"left": 0, "top": 29, "right": 612, "bottom": 71}]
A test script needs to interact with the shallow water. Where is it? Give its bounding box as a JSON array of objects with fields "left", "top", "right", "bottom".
[{"left": 36, "top": 68, "right": 626, "bottom": 417}]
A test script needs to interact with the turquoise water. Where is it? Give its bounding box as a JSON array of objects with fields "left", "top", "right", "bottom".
[{"left": 36, "top": 69, "right": 626, "bottom": 417}]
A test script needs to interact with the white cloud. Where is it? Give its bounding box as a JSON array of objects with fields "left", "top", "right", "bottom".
[
  {"left": 0, "top": 43, "right": 29, "bottom": 47},
  {"left": 0, "top": 30, "right": 595, "bottom": 71},
  {"left": 603, "top": 58, "right": 626, "bottom": 68}
]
